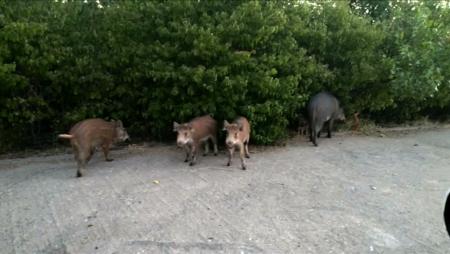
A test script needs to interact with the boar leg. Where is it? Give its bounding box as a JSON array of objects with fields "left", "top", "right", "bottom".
[
  {"left": 72, "top": 144, "right": 86, "bottom": 177},
  {"left": 239, "top": 143, "right": 246, "bottom": 170},
  {"left": 312, "top": 130, "right": 317, "bottom": 146},
  {"left": 184, "top": 146, "right": 191, "bottom": 163},
  {"left": 211, "top": 136, "right": 218, "bottom": 156},
  {"left": 86, "top": 148, "right": 94, "bottom": 163},
  {"left": 203, "top": 140, "right": 209, "bottom": 156},
  {"left": 189, "top": 143, "right": 198, "bottom": 166},
  {"left": 76, "top": 160, "right": 86, "bottom": 178},
  {"left": 76, "top": 150, "right": 90, "bottom": 177},
  {"left": 102, "top": 143, "right": 113, "bottom": 161},
  {"left": 327, "top": 119, "right": 334, "bottom": 138},
  {"left": 244, "top": 141, "right": 250, "bottom": 159},
  {"left": 312, "top": 124, "right": 320, "bottom": 146},
  {"left": 227, "top": 147, "right": 235, "bottom": 166},
  {"left": 74, "top": 148, "right": 84, "bottom": 178},
  {"left": 73, "top": 152, "right": 80, "bottom": 167},
  {"left": 72, "top": 143, "right": 79, "bottom": 159},
  {"left": 299, "top": 127, "right": 305, "bottom": 136}
]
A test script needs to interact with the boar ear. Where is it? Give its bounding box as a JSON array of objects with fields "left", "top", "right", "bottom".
[
  {"left": 116, "top": 120, "right": 123, "bottom": 128},
  {"left": 223, "top": 120, "right": 230, "bottom": 131},
  {"left": 173, "top": 122, "right": 180, "bottom": 132},
  {"left": 187, "top": 123, "right": 195, "bottom": 132}
]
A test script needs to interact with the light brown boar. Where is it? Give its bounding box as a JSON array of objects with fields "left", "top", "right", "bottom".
[
  {"left": 173, "top": 115, "right": 218, "bottom": 166},
  {"left": 351, "top": 112, "right": 360, "bottom": 132},
  {"left": 298, "top": 114, "right": 309, "bottom": 136},
  {"left": 58, "top": 118, "right": 130, "bottom": 177},
  {"left": 223, "top": 117, "right": 250, "bottom": 170}
]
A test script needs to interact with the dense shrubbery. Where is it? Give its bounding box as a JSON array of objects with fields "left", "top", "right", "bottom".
[{"left": 0, "top": 0, "right": 449, "bottom": 152}]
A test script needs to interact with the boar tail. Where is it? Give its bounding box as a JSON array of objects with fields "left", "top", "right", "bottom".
[{"left": 58, "top": 134, "right": 74, "bottom": 139}]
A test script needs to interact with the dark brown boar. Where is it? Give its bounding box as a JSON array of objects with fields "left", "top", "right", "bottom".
[
  {"left": 58, "top": 118, "right": 130, "bottom": 177},
  {"left": 173, "top": 115, "right": 218, "bottom": 166},
  {"left": 223, "top": 117, "right": 250, "bottom": 170},
  {"left": 307, "top": 92, "right": 346, "bottom": 146}
]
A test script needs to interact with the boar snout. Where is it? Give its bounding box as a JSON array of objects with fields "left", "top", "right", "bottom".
[
  {"left": 177, "top": 140, "right": 186, "bottom": 147},
  {"left": 123, "top": 133, "right": 131, "bottom": 141},
  {"left": 226, "top": 139, "right": 236, "bottom": 148}
]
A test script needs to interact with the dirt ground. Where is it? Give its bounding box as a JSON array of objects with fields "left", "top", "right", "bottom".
[{"left": 1, "top": 127, "right": 449, "bottom": 254}]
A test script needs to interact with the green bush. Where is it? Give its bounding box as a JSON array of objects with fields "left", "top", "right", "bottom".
[
  {"left": 351, "top": 0, "right": 450, "bottom": 121},
  {"left": 0, "top": 0, "right": 449, "bottom": 152}
]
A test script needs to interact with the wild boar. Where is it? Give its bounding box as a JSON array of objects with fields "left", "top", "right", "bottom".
[
  {"left": 58, "top": 118, "right": 130, "bottom": 177},
  {"left": 173, "top": 115, "right": 218, "bottom": 166},
  {"left": 307, "top": 92, "right": 345, "bottom": 146},
  {"left": 351, "top": 112, "right": 361, "bottom": 132},
  {"left": 223, "top": 117, "right": 250, "bottom": 170},
  {"left": 298, "top": 114, "right": 309, "bottom": 136}
]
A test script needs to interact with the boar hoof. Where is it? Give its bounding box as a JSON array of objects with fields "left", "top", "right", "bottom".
[
  {"left": 184, "top": 159, "right": 189, "bottom": 163},
  {"left": 189, "top": 162, "right": 195, "bottom": 166},
  {"left": 76, "top": 171, "right": 83, "bottom": 178},
  {"left": 227, "top": 162, "right": 230, "bottom": 167},
  {"left": 214, "top": 153, "right": 218, "bottom": 156},
  {"left": 203, "top": 153, "right": 207, "bottom": 157},
  {"left": 106, "top": 158, "right": 114, "bottom": 162},
  {"left": 245, "top": 155, "right": 250, "bottom": 159},
  {"left": 241, "top": 165, "right": 246, "bottom": 170}
]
